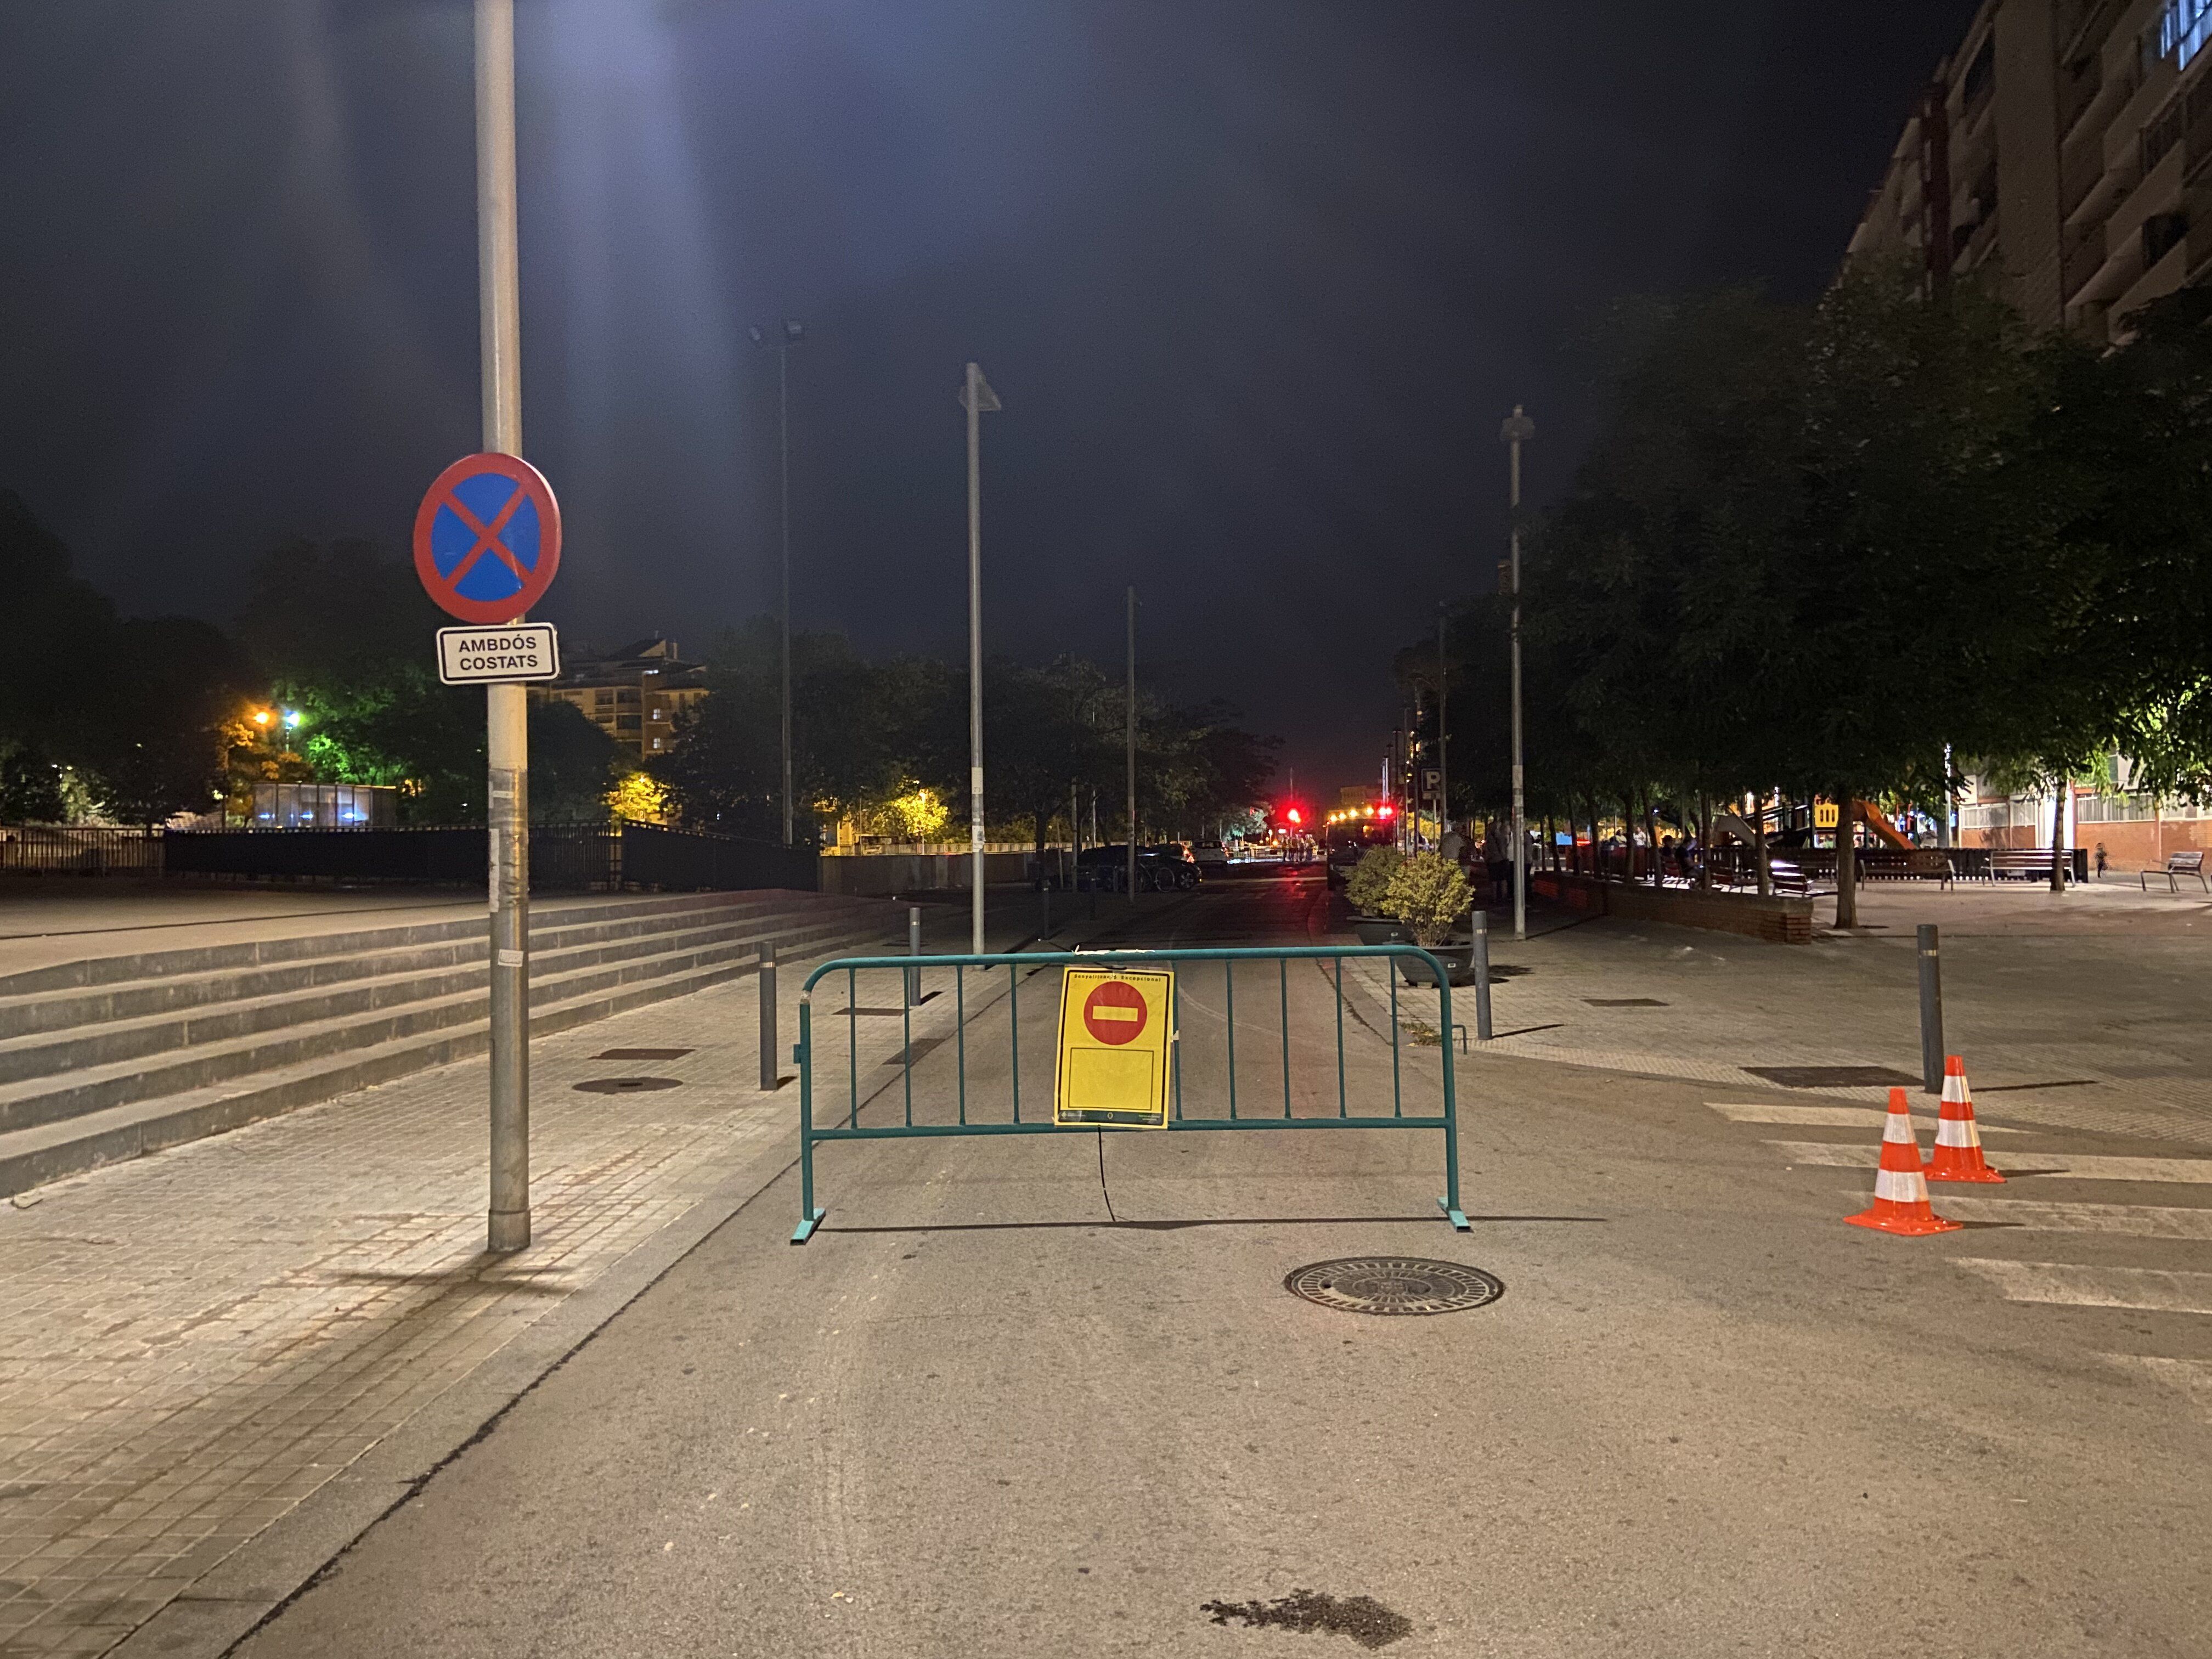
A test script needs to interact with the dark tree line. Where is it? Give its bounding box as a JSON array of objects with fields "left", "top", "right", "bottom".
[
  {"left": 651, "top": 618, "right": 1279, "bottom": 847},
  {"left": 1, "top": 493, "right": 1277, "bottom": 841},
  {"left": 1409, "top": 266, "right": 2212, "bottom": 922}
]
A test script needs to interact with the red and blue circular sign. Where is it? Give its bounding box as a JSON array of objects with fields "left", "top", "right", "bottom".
[{"left": 412, "top": 453, "right": 562, "bottom": 623}]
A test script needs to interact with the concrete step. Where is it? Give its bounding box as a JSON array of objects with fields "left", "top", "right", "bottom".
[
  {"left": 0, "top": 909, "right": 898, "bottom": 1197},
  {"left": 0, "top": 910, "right": 878, "bottom": 1130},
  {"left": 0, "top": 888, "right": 839, "bottom": 1001},
  {"left": 0, "top": 890, "right": 864, "bottom": 1041}
]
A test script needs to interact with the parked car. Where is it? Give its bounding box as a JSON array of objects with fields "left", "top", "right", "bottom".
[
  {"left": 1075, "top": 843, "right": 1201, "bottom": 892},
  {"left": 1192, "top": 840, "right": 1230, "bottom": 873}
]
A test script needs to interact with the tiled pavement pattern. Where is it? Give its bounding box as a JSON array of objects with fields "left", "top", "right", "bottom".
[{"left": 0, "top": 913, "right": 1049, "bottom": 1659}]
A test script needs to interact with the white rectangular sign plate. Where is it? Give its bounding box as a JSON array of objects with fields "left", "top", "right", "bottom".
[{"left": 436, "top": 624, "right": 561, "bottom": 685}]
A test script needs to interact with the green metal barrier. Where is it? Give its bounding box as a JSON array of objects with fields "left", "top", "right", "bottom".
[{"left": 789, "top": 944, "right": 1466, "bottom": 1243}]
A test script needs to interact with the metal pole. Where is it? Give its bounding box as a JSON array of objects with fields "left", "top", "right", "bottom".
[
  {"left": 1917, "top": 922, "right": 1944, "bottom": 1095},
  {"left": 779, "top": 340, "right": 793, "bottom": 849},
  {"left": 965, "top": 362, "right": 986, "bottom": 953},
  {"left": 906, "top": 904, "right": 922, "bottom": 1006},
  {"left": 1126, "top": 585, "right": 1138, "bottom": 906},
  {"left": 758, "top": 941, "right": 778, "bottom": 1092},
  {"left": 1471, "top": 905, "right": 1493, "bottom": 1041},
  {"left": 477, "top": 0, "right": 529, "bottom": 1254},
  {"left": 1502, "top": 405, "right": 1534, "bottom": 943},
  {"left": 1437, "top": 607, "right": 1449, "bottom": 851}
]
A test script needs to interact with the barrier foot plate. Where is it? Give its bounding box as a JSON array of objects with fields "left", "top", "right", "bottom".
[
  {"left": 1436, "top": 1197, "right": 1471, "bottom": 1232},
  {"left": 791, "top": 1207, "right": 826, "bottom": 1245}
]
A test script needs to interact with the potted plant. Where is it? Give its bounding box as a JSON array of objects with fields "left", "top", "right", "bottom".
[
  {"left": 1344, "top": 847, "right": 1407, "bottom": 944},
  {"left": 1384, "top": 851, "right": 1475, "bottom": 984}
]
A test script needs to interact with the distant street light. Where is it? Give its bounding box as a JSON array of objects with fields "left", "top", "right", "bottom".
[
  {"left": 749, "top": 318, "right": 805, "bottom": 848},
  {"left": 1500, "top": 404, "right": 1535, "bottom": 942},
  {"left": 960, "top": 362, "right": 1001, "bottom": 953}
]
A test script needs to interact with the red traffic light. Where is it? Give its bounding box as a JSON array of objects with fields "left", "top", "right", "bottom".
[
  {"left": 1285, "top": 806, "right": 1302, "bottom": 826},
  {"left": 1377, "top": 803, "right": 1396, "bottom": 819}
]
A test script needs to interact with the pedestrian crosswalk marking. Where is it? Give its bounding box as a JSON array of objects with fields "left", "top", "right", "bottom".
[
  {"left": 1767, "top": 1142, "right": 2212, "bottom": 1183},
  {"left": 1931, "top": 1197, "right": 2212, "bottom": 1239},
  {"left": 1953, "top": 1259, "right": 2212, "bottom": 1316},
  {"left": 1707, "top": 1103, "right": 2027, "bottom": 1133}
]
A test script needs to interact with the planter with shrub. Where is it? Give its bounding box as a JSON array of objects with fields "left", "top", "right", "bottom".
[{"left": 1383, "top": 851, "right": 1476, "bottom": 985}]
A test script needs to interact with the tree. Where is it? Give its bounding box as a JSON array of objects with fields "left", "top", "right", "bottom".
[
  {"left": 234, "top": 538, "right": 482, "bottom": 821},
  {"left": 78, "top": 618, "right": 259, "bottom": 825}
]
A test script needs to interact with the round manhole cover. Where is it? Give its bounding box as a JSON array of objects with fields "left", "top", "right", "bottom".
[
  {"left": 1284, "top": 1257, "right": 1504, "bottom": 1316},
  {"left": 573, "top": 1076, "right": 684, "bottom": 1094}
]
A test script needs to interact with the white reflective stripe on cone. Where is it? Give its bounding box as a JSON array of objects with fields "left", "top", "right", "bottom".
[
  {"left": 1936, "top": 1118, "right": 1982, "bottom": 1149},
  {"left": 1943, "top": 1075, "right": 1968, "bottom": 1105},
  {"left": 1882, "top": 1114, "right": 1918, "bottom": 1143},
  {"left": 1875, "top": 1165, "right": 1931, "bottom": 1204}
]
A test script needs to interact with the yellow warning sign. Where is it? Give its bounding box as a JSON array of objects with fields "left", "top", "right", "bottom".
[{"left": 1054, "top": 966, "right": 1175, "bottom": 1128}]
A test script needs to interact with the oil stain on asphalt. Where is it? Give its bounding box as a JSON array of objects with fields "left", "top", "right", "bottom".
[{"left": 1200, "top": 1588, "right": 1414, "bottom": 1649}]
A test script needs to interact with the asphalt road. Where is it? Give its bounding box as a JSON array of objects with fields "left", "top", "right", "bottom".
[{"left": 238, "top": 874, "right": 2212, "bottom": 1658}]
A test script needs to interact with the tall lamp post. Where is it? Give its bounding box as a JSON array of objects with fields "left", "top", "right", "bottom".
[
  {"left": 1126, "top": 586, "right": 1138, "bottom": 905},
  {"left": 961, "top": 362, "right": 1001, "bottom": 953},
  {"left": 475, "top": 0, "right": 532, "bottom": 1253},
  {"left": 749, "top": 319, "right": 805, "bottom": 847},
  {"left": 1437, "top": 606, "right": 1449, "bottom": 850},
  {"left": 1500, "top": 404, "right": 1536, "bottom": 941}
]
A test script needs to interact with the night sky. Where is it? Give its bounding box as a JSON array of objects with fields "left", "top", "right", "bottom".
[{"left": 0, "top": 1, "right": 1980, "bottom": 798}]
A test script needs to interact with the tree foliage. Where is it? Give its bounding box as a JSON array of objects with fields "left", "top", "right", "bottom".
[
  {"left": 651, "top": 620, "right": 1278, "bottom": 845},
  {"left": 1413, "top": 266, "right": 2212, "bottom": 917}
]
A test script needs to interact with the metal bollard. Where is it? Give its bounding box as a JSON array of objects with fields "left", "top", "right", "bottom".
[
  {"left": 758, "top": 941, "right": 778, "bottom": 1092},
  {"left": 906, "top": 905, "right": 923, "bottom": 1006},
  {"left": 1917, "top": 922, "right": 1944, "bottom": 1094},
  {"left": 1471, "top": 907, "right": 1494, "bottom": 1041},
  {"left": 1042, "top": 884, "right": 1052, "bottom": 939}
]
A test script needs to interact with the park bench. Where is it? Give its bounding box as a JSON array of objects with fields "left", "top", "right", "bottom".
[
  {"left": 1988, "top": 848, "right": 2062, "bottom": 881},
  {"left": 1855, "top": 848, "right": 1955, "bottom": 887},
  {"left": 2141, "top": 849, "right": 2209, "bottom": 893},
  {"left": 1767, "top": 859, "right": 1812, "bottom": 899}
]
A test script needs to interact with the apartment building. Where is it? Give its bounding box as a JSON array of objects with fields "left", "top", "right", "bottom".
[
  {"left": 1847, "top": 0, "right": 2212, "bottom": 341},
  {"left": 531, "top": 636, "right": 708, "bottom": 759}
]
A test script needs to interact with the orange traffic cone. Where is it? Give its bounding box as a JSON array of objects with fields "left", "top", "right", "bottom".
[
  {"left": 1845, "top": 1088, "right": 1961, "bottom": 1235},
  {"left": 1927, "top": 1055, "right": 2005, "bottom": 1183}
]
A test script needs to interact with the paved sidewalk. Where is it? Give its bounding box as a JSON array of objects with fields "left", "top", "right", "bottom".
[
  {"left": 0, "top": 899, "right": 1121, "bottom": 1658},
  {"left": 1336, "top": 883, "right": 2212, "bottom": 1149}
]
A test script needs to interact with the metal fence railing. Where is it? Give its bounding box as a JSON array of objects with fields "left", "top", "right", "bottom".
[
  {"left": 789, "top": 944, "right": 1469, "bottom": 1243},
  {"left": 0, "top": 825, "right": 163, "bottom": 876}
]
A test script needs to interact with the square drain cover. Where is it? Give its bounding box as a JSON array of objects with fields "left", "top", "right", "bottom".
[
  {"left": 1745, "top": 1065, "right": 1922, "bottom": 1089},
  {"left": 1585, "top": 997, "right": 1667, "bottom": 1007}
]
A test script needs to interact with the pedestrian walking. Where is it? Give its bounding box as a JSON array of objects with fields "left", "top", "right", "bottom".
[{"left": 2095, "top": 841, "right": 2108, "bottom": 880}]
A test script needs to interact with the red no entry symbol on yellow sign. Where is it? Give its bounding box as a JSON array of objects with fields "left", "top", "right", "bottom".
[
  {"left": 412, "top": 452, "right": 562, "bottom": 623},
  {"left": 1082, "top": 979, "right": 1149, "bottom": 1045}
]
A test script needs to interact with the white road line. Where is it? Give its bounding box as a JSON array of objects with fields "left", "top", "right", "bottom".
[
  {"left": 1931, "top": 1197, "right": 2212, "bottom": 1239},
  {"left": 1953, "top": 1259, "right": 2212, "bottom": 1316},
  {"left": 2104, "top": 1355, "right": 2212, "bottom": 1414},
  {"left": 1768, "top": 1142, "right": 2212, "bottom": 1183},
  {"left": 1707, "top": 1103, "right": 2027, "bottom": 1133}
]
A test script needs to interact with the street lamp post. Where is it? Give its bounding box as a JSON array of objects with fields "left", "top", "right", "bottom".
[
  {"left": 749, "top": 319, "right": 804, "bottom": 848},
  {"left": 960, "top": 362, "right": 1001, "bottom": 954},
  {"left": 476, "top": 0, "right": 530, "bottom": 1253},
  {"left": 1500, "top": 404, "right": 1535, "bottom": 942},
  {"left": 1437, "top": 606, "right": 1449, "bottom": 851},
  {"left": 1126, "top": 586, "right": 1138, "bottom": 905}
]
